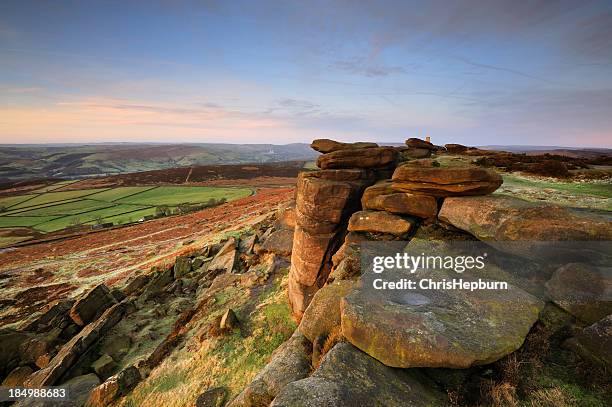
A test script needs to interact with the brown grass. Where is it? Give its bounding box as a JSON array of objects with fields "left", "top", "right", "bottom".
[
  {"left": 312, "top": 325, "right": 344, "bottom": 370},
  {"left": 528, "top": 387, "right": 575, "bottom": 407}
]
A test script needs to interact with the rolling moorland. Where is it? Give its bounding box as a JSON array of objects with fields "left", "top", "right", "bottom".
[
  {"left": 0, "top": 143, "right": 318, "bottom": 182},
  {"left": 0, "top": 139, "right": 610, "bottom": 407}
]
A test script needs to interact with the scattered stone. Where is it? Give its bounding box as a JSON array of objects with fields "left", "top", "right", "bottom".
[
  {"left": 229, "top": 331, "right": 311, "bottom": 407},
  {"left": 239, "top": 234, "right": 258, "bottom": 254},
  {"left": 196, "top": 387, "right": 227, "bottom": 407},
  {"left": 361, "top": 181, "right": 438, "bottom": 219},
  {"left": 438, "top": 195, "right": 612, "bottom": 242},
  {"left": 406, "top": 137, "right": 436, "bottom": 150},
  {"left": 347, "top": 210, "right": 414, "bottom": 236},
  {"left": 316, "top": 147, "right": 397, "bottom": 170},
  {"left": 110, "top": 288, "right": 126, "bottom": 303},
  {"left": 23, "top": 299, "right": 75, "bottom": 333},
  {"left": 69, "top": 284, "right": 117, "bottom": 326},
  {"left": 26, "top": 302, "right": 127, "bottom": 387},
  {"left": 260, "top": 229, "right": 294, "bottom": 257},
  {"left": 546, "top": 263, "right": 612, "bottom": 324},
  {"left": 142, "top": 268, "right": 175, "bottom": 298},
  {"left": 341, "top": 269, "right": 543, "bottom": 368},
  {"left": 20, "top": 331, "right": 59, "bottom": 367},
  {"left": 311, "top": 139, "right": 378, "bottom": 154},
  {"left": 0, "top": 329, "right": 31, "bottom": 378},
  {"left": 173, "top": 256, "right": 192, "bottom": 279},
  {"left": 86, "top": 365, "right": 140, "bottom": 407},
  {"left": 392, "top": 159, "right": 502, "bottom": 197},
  {"left": 207, "top": 238, "right": 238, "bottom": 274},
  {"left": 220, "top": 308, "right": 240, "bottom": 331},
  {"left": 122, "top": 274, "right": 150, "bottom": 297},
  {"left": 328, "top": 241, "right": 361, "bottom": 282},
  {"left": 192, "top": 256, "right": 207, "bottom": 270},
  {"left": 299, "top": 280, "right": 356, "bottom": 342},
  {"left": 2, "top": 366, "right": 34, "bottom": 387},
  {"left": 91, "top": 354, "right": 116, "bottom": 380},
  {"left": 271, "top": 342, "right": 444, "bottom": 407}
]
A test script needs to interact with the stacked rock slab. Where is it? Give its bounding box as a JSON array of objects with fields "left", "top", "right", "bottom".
[
  {"left": 288, "top": 140, "right": 396, "bottom": 320},
  {"left": 392, "top": 158, "right": 502, "bottom": 197}
]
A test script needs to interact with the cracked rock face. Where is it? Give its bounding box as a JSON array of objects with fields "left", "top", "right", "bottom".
[{"left": 340, "top": 268, "right": 543, "bottom": 369}]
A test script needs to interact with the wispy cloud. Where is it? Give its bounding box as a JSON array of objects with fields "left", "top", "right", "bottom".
[{"left": 332, "top": 57, "right": 405, "bottom": 77}]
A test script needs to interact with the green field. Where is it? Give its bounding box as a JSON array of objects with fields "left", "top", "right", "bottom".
[{"left": 0, "top": 183, "right": 253, "bottom": 233}]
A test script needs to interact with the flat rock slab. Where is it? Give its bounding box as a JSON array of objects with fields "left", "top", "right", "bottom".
[
  {"left": 311, "top": 139, "right": 378, "bottom": 153},
  {"left": 271, "top": 342, "right": 444, "bottom": 407},
  {"left": 362, "top": 181, "right": 438, "bottom": 219},
  {"left": 316, "top": 147, "right": 398, "bottom": 170},
  {"left": 438, "top": 195, "right": 612, "bottom": 242},
  {"left": 348, "top": 210, "right": 415, "bottom": 236},
  {"left": 392, "top": 159, "right": 502, "bottom": 197},
  {"left": 341, "top": 270, "right": 543, "bottom": 368}
]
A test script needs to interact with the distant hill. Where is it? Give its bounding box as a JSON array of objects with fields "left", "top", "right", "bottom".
[
  {"left": 0, "top": 143, "right": 318, "bottom": 181},
  {"left": 478, "top": 145, "right": 611, "bottom": 158}
]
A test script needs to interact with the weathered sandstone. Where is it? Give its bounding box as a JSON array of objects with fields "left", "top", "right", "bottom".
[{"left": 311, "top": 139, "right": 378, "bottom": 153}]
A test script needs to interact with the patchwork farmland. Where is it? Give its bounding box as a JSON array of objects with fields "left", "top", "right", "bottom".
[{"left": 0, "top": 181, "right": 252, "bottom": 245}]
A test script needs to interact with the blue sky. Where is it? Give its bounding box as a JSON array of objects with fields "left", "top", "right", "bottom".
[{"left": 1, "top": 0, "right": 611, "bottom": 146}]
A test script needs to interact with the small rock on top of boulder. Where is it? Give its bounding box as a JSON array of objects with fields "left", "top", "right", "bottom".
[
  {"left": 311, "top": 139, "right": 378, "bottom": 153},
  {"left": 270, "top": 342, "right": 444, "bottom": 407},
  {"left": 316, "top": 147, "right": 398, "bottom": 170},
  {"left": 341, "top": 268, "right": 543, "bottom": 369}
]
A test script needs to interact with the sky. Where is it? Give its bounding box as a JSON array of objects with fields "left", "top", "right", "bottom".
[{"left": 0, "top": 0, "right": 611, "bottom": 147}]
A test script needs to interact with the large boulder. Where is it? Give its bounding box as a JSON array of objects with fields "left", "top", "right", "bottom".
[
  {"left": 311, "top": 139, "right": 378, "bottom": 154},
  {"left": 15, "top": 373, "right": 101, "bottom": 407},
  {"left": 392, "top": 159, "right": 502, "bottom": 197},
  {"left": 438, "top": 195, "right": 612, "bottom": 242},
  {"left": 86, "top": 365, "right": 140, "bottom": 407},
  {"left": 546, "top": 263, "right": 612, "bottom": 324},
  {"left": 196, "top": 387, "right": 227, "bottom": 407},
  {"left": 444, "top": 143, "right": 469, "bottom": 154},
  {"left": 362, "top": 182, "right": 438, "bottom": 219},
  {"left": 406, "top": 137, "right": 436, "bottom": 150},
  {"left": 568, "top": 315, "right": 612, "bottom": 371},
  {"left": 347, "top": 210, "right": 415, "bottom": 237},
  {"left": 0, "top": 329, "right": 31, "bottom": 378},
  {"left": 207, "top": 238, "right": 238, "bottom": 274},
  {"left": 69, "top": 284, "right": 117, "bottom": 326},
  {"left": 2, "top": 366, "right": 34, "bottom": 387},
  {"left": 341, "top": 270, "right": 543, "bottom": 368},
  {"left": 229, "top": 331, "right": 311, "bottom": 407},
  {"left": 260, "top": 229, "right": 294, "bottom": 257},
  {"left": 173, "top": 256, "right": 192, "bottom": 279},
  {"left": 299, "top": 280, "right": 357, "bottom": 342},
  {"left": 270, "top": 342, "right": 444, "bottom": 407},
  {"left": 316, "top": 147, "right": 398, "bottom": 170},
  {"left": 23, "top": 299, "right": 75, "bottom": 333},
  {"left": 26, "top": 302, "right": 127, "bottom": 387}
]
